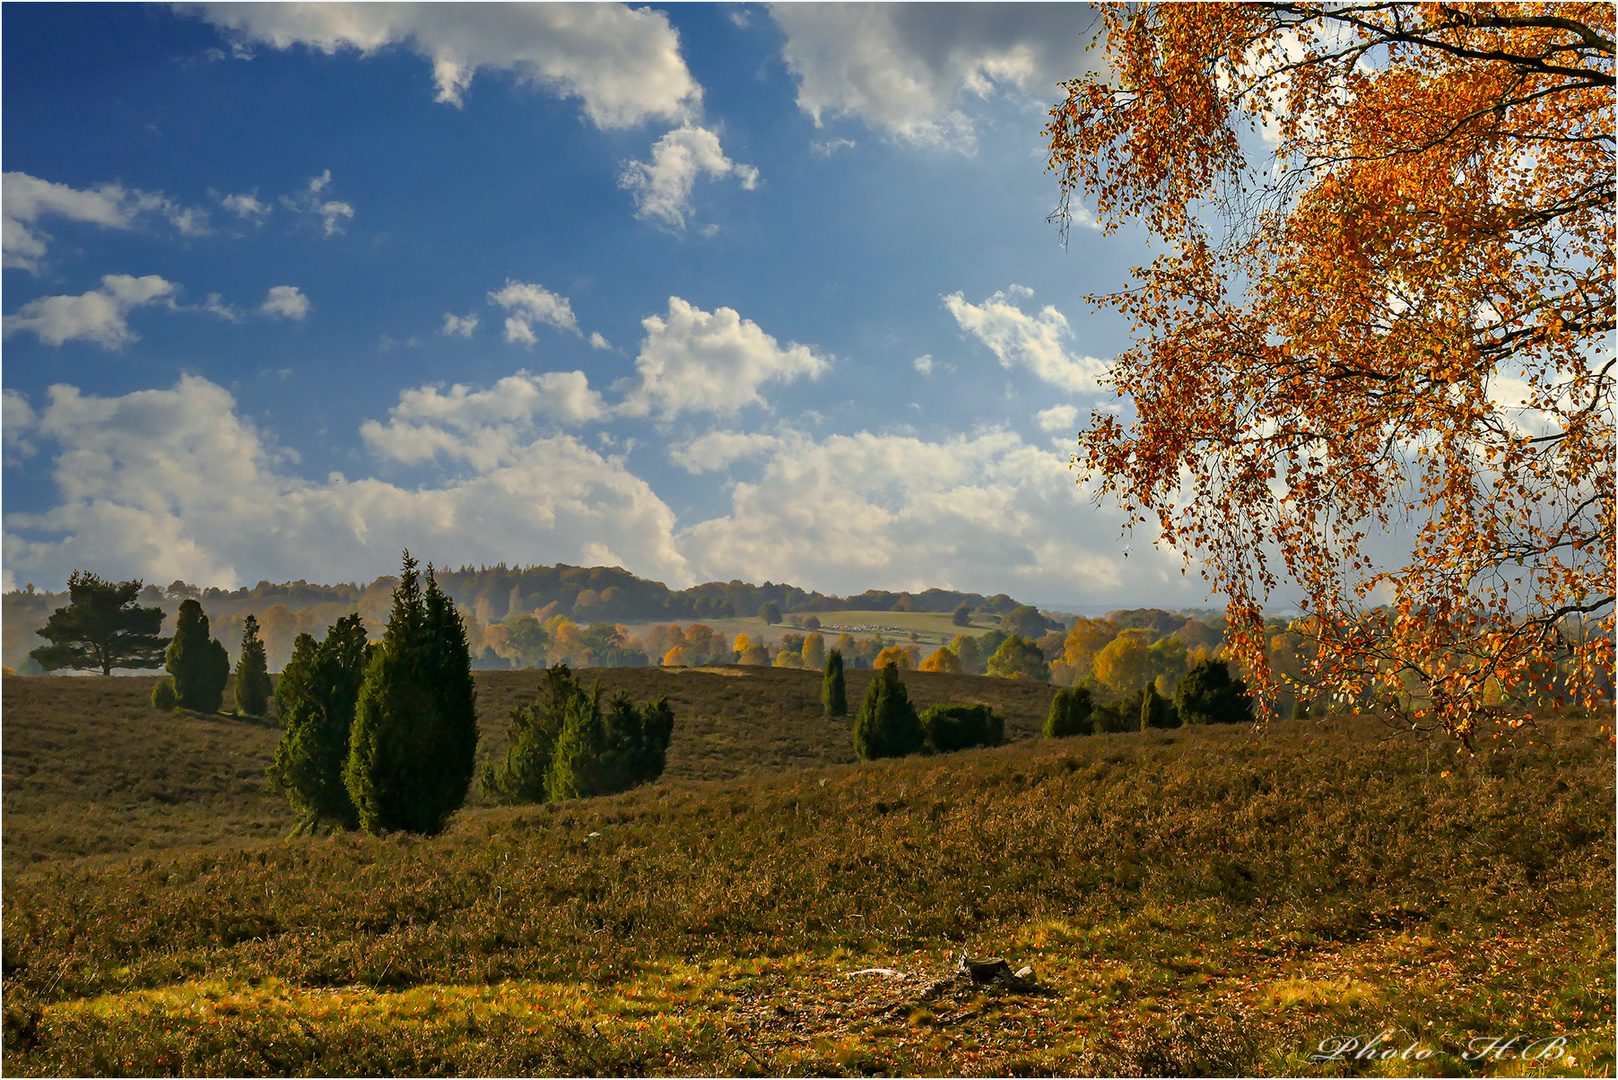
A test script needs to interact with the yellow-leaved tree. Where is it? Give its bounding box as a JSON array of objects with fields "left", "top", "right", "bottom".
[{"left": 1046, "top": 3, "right": 1614, "bottom": 745}]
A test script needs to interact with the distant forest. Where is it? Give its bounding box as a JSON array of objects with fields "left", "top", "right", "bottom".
[{"left": 1, "top": 562, "right": 1037, "bottom": 674}]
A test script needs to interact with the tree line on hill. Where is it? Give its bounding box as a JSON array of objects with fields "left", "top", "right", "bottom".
[
  {"left": 13, "top": 564, "right": 1317, "bottom": 715},
  {"left": 2, "top": 563, "right": 1036, "bottom": 673}
]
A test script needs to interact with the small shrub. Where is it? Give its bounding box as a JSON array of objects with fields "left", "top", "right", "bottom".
[
  {"left": 1044, "top": 684, "right": 1094, "bottom": 737},
  {"left": 920, "top": 703, "right": 1002, "bottom": 753},
  {"left": 149, "top": 678, "right": 177, "bottom": 711}
]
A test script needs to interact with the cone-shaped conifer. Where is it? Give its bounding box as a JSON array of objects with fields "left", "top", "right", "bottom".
[
  {"left": 233, "top": 614, "right": 272, "bottom": 716},
  {"left": 822, "top": 648, "right": 848, "bottom": 716},
  {"left": 854, "top": 661, "right": 924, "bottom": 761},
  {"left": 344, "top": 552, "right": 478, "bottom": 835},
  {"left": 167, "top": 599, "right": 229, "bottom": 712},
  {"left": 269, "top": 615, "right": 369, "bottom": 832}
]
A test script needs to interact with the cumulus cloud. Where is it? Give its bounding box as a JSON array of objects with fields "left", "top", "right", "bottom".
[
  {"left": 488, "top": 279, "right": 580, "bottom": 343},
  {"left": 190, "top": 2, "right": 701, "bottom": 126},
  {"left": 771, "top": 3, "right": 1097, "bottom": 152},
  {"left": 2, "top": 172, "right": 210, "bottom": 272},
  {"left": 619, "top": 297, "right": 830, "bottom": 419},
  {"left": 589, "top": 331, "right": 612, "bottom": 351},
  {"left": 913, "top": 354, "right": 935, "bottom": 376},
  {"left": 259, "top": 285, "right": 310, "bottom": 320},
  {"left": 668, "top": 430, "right": 782, "bottom": 473},
  {"left": 3, "top": 274, "right": 178, "bottom": 349},
  {"left": 361, "top": 369, "right": 609, "bottom": 473},
  {"left": 1036, "top": 404, "right": 1080, "bottom": 433},
  {"left": 4, "top": 375, "right": 692, "bottom": 591},
  {"left": 678, "top": 424, "right": 1190, "bottom": 600},
  {"left": 944, "top": 285, "right": 1107, "bottom": 393},
  {"left": 618, "top": 125, "right": 759, "bottom": 231},
  {"left": 443, "top": 312, "right": 479, "bottom": 337}
]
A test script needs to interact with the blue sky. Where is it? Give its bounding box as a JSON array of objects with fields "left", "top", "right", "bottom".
[{"left": 2, "top": 2, "right": 1215, "bottom": 611}]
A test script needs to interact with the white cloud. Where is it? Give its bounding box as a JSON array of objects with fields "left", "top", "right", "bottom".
[
  {"left": 443, "top": 312, "right": 479, "bottom": 337},
  {"left": 3, "top": 390, "right": 38, "bottom": 462},
  {"left": 198, "top": 293, "right": 242, "bottom": 321},
  {"left": 913, "top": 354, "right": 935, "bottom": 375},
  {"left": 260, "top": 285, "right": 310, "bottom": 320},
  {"left": 618, "top": 125, "right": 759, "bottom": 231},
  {"left": 279, "top": 170, "right": 354, "bottom": 236},
  {"left": 504, "top": 318, "right": 538, "bottom": 346},
  {"left": 810, "top": 137, "right": 857, "bottom": 156},
  {"left": 944, "top": 285, "right": 1107, "bottom": 393},
  {"left": 589, "top": 331, "right": 611, "bottom": 351},
  {"left": 220, "top": 191, "right": 272, "bottom": 219},
  {"left": 669, "top": 430, "right": 782, "bottom": 473},
  {"left": 488, "top": 279, "right": 580, "bottom": 344},
  {"left": 3, "top": 274, "right": 178, "bottom": 349},
  {"left": 619, "top": 297, "right": 831, "bottom": 419},
  {"left": 1036, "top": 404, "right": 1080, "bottom": 433},
  {"left": 190, "top": 2, "right": 701, "bottom": 127},
  {"left": 770, "top": 4, "right": 1097, "bottom": 152},
  {"left": 361, "top": 369, "right": 609, "bottom": 473},
  {"left": 4, "top": 375, "right": 692, "bottom": 591},
  {"left": 2, "top": 172, "right": 211, "bottom": 272},
  {"left": 679, "top": 425, "right": 1189, "bottom": 599}
]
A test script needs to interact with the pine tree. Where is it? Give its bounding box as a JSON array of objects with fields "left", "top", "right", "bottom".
[
  {"left": 30, "top": 571, "right": 167, "bottom": 675},
  {"left": 167, "top": 599, "right": 229, "bottom": 712},
  {"left": 344, "top": 552, "right": 478, "bottom": 835},
  {"left": 822, "top": 648, "right": 848, "bottom": 716},
  {"left": 1044, "top": 684, "right": 1094, "bottom": 738},
  {"left": 268, "top": 615, "right": 368, "bottom": 832},
  {"left": 233, "top": 614, "right": 272, "bottom": 716},
  {"left": 854, "top": 661, "right": 924, "bottom": 761},
  {"left": 422, "top": 565, "right": 479, "bottom": 827}
]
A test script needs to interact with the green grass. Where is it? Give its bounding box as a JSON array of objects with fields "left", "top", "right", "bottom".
[{"left": 2, "top": 671, "right": 1613, "bottom": 1076}]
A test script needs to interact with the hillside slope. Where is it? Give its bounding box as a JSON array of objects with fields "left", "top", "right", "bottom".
[
  {"left": 2, "top": 668, "right": 1055, "bottom": 871},
  {"left": 2, "top": 675, "right": 1611, "bottom": 1076}
]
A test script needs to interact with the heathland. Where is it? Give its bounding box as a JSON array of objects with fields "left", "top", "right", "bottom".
[{"left": 2, "top": 667, "right": 1613, "bottom": 1076}]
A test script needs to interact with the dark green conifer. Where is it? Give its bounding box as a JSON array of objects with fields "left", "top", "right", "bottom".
[
  {"left": 544, "top": 670, "right": 674, "bottom": 802},
  {"left": 822, "top": 648, "right": 848, "bottom": 716},
  {"left": 268, "top": 615, "right": 369, "bottom": 832},
  {"left": 484, "top": 662, "right": 577, "bottom": 802},
  {"left": 1175, "top": 658, "right": 1255, "bottom": 726},
  {"left": 1140, "top": 682, "right": 1179, "bottom": 730},
  {"left": 344, "top": 552, "right": 478, "bottom": 835},
  {"left": 233, "top": 614, "right": 272, "bottom": 716},
  {"left": 920, "top": 703, "right": 1002, "bottom": 753},
  {"left": 854, "top": 661, "right": 924, "bottom": 760},
  {"left": 1044, "top": 683, "right": 1094, "bottom": 738},
  {"left": 167, "top": 599, "right": 229, "bottom": 712}
]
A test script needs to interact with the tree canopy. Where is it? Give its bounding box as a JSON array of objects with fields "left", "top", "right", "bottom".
[
  {"left": 30, "top": 572, "right": 167, "bottom": 676},
  {"left": 1046, "top": 3, "right": 1614, "bottom": 745}
]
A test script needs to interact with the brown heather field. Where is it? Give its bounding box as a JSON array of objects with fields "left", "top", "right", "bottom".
[{"left": 1, "top": 669, "right": 1613, "bottom": 1076}]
